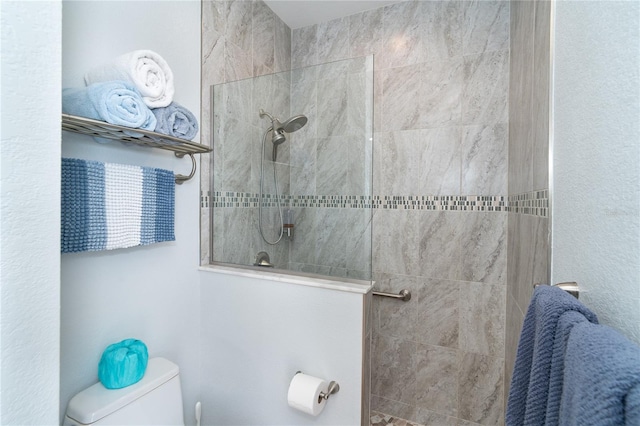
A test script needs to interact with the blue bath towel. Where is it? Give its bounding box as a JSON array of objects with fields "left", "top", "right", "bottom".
[
  {"left": 152, "top": 102, "right": 199, "bottom": 140},
  {"left": 506, "top": 285, "right": 598, "bottom": 426},
  {"left": 627, "top": 385, "right": 640, "bottom": 425},
  {"left": 560, "top": 321, "right": 640, "bottom": 425},
  {"left": 62, "top": 81, "right": 156, "bottom": 132},
  {"left": 99, "top": 339, "right": 148, "bottom": 389},
  {"left": 61, "top": 158, "right": 175, "bottom": 253},
  {"left": 544, "top": 310, "right": 592, "bottom": 425}
]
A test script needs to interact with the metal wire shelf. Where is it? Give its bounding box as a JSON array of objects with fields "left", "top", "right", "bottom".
[{"left": 61, "top": 114, "right": 211, "bottom": 183}]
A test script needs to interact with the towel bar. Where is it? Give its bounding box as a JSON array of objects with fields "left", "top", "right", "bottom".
[
  {"left": 372, "top": 289, "right": 411, "bottom": 301},
  {"left": 534, "top": 282, "right": 580, "bottom": 299}
]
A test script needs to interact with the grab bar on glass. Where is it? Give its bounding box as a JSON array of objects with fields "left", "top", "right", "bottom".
[{"left": 372, "top": 289, "right": 411, "bottom": 302}]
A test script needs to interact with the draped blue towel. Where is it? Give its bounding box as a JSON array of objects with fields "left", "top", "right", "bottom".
[
  {"left": 62, "top": 81, "right": 156, "bottom": 132},
  {"left": 61, "top": 158, "right": 175, "bottom": 253},
  {"left": 544, "top": 310, "right": 592, "bottom": 425},
  {"left": 152, "top": 101, "right": 199, "bottom": 140},
  {"left": 506, "top": 286, "right": 598, "bottom": 426},
  {"left": 560, "top": 322, "right": 640, "bottom": 426}
]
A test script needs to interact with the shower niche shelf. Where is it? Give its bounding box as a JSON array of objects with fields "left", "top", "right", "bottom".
[{"left": 61, "top": 113, "right": 212, "bottom": 184}]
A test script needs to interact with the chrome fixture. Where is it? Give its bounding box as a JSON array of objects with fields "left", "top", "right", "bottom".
[
  {"left": 372, "top": 289, "right": 412, "bottom": 302},
  {"left": 533, "top": 281, "right": 580, "bottom": 299},
  {"left": 294, "top": 371, "right": 340, "bottom": 403},
  {"left": 283, "top": 208, "right": 294, "bottom": 241},
  {"left": 319, "top": 381, "right": 340, "bottom": 403},
  {"left": 253, "top": 251, "right": 274, "bottom": 267},
  {"left": 257, "top": 109, "right": 307, "bottom": 245},
  {"left": 259, "top": 109, "right": 307, "bottom": 161}
]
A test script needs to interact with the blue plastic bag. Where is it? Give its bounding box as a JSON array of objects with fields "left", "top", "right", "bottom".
[{"left": 98, "top": 339, "right": 148, "bottom": 389}]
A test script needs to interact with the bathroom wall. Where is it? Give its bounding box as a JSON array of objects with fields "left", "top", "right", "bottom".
[
  {"left": 0, "top": 1, "right": 62, "bottom": 424},
  {"left": 60, "top": 2, "right": 202, "bottom": 424},
  {"left": 505, "top": 0, "right": 551, "bottom": 402},
  {"left": 292, "top": 2, "right": 510, "bottom": 424},
  {"left": 199, "top": 266, "right": 370, "bottom": 425},
  {"left": 551, "top": 1, "right": 640, "bottom": 345}
]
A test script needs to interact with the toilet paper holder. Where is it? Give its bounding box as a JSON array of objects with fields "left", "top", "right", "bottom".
[
  {"left": 319, "top": 381, "right": 340, "bottom": 403},
  {"left": 295, "top": 371, "right": 340, "bottom": 403}
]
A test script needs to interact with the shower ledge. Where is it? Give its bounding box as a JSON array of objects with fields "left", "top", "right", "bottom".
[{"left": 199, "top": 264, "right": 373, "bottom": 295}]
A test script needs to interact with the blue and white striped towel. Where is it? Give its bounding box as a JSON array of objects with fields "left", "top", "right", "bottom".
[{"left": 61, "top": 158, "right": 175, "bottom": 253}]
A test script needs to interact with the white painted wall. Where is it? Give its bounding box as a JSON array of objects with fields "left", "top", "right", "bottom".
[
  {"left": 200, "top": 267, "right": 368, "bottom": 426},
  {"left": 60, "top": 1, "right": 202, "bottom": 423},
  {"left": 552, "top": 1, "right": 640, "bottom": 344},
  {"left": 0, "top": 1, "right": 62, "bottom": 423}
]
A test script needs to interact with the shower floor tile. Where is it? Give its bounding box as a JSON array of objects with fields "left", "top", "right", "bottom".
[{"left": 371, "top": 411, "right": 424, "bottom": 426}]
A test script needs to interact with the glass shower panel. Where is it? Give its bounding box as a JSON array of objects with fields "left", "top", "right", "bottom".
[{"left": 210, "top": 56, "right": 373, "bottom": 281}]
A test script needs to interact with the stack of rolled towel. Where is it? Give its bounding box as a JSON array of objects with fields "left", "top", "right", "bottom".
[{"left": 62, "top": 50, "right": 199, "bottom": 141}]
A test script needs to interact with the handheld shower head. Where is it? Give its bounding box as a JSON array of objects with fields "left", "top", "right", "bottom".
[
  {"left": 271, "top": 128, "right": 287, "bottom": 145},
  {"left": 259, "top": 109, "right": 308, "bottom": 160},
  {"left": 259, "top": 109, "right": 308, "bottom": 144}
]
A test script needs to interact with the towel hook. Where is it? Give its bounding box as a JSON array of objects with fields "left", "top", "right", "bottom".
[{"left": 175, "top": 153, "right": 196, "bottom": 184}]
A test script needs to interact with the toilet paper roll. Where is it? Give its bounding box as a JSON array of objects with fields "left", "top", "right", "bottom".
[{"left": 287, "top": 373, "right": 329, "bottom": 416}]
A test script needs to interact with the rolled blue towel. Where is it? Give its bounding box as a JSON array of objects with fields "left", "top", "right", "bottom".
[
  {"left": 98, "top": 339, "right": 149, "bottom": 389},
  {"left": 152, "top": 102, "right": 199, "bottom": 140},
  {"left": 62, "top": 81, "right": 156, "bottom": 132}
]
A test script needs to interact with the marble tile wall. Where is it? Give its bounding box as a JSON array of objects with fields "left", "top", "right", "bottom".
[
  {"left": 291, "top": 1, "right": 511, "bottom": 425},
  {"left": 287, "top": 56, "right": 373, "bottom": 279},
  {"left": 208, "top": 55, "right": 373, "bottom": 275},
  {"left": 201, "top": 0, "right": 291, "bottom": 264},
  {"left": 505, "top": 0, "right": 551, "bottom": 410},
  {"left": 211, "top": 69, "right": 293, "bottom": 267}
]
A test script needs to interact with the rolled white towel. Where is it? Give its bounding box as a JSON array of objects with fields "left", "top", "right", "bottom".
[{"left": 85, "top": 50, "right": 175, "bottom": 108}]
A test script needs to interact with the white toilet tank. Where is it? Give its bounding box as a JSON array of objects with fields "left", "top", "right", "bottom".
[{"left": 63, "top": 357, "right": 184, "bottom": 426}]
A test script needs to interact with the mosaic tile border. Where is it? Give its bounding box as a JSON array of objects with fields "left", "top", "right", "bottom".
[
  {"left": 202, "top": 189, "right": 549, "bottom": 217},
  {"left": 508, "top": 189, "right": 549, "bottom": 218}
]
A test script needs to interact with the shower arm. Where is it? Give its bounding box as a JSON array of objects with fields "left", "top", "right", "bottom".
[{"left": 259, "top": 109, "right": 280, "bottom": 130}]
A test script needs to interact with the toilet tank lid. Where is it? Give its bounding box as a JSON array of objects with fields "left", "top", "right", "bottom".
[{"left": 66, "top": 357, "right": 179, "bottom": 425}]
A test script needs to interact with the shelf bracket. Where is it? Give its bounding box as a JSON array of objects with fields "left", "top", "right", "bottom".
[{"left": 175, "top": 153, "right": 196, "bottom": 184}]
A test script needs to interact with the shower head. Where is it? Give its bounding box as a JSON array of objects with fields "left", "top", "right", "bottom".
[
  {"left": 280, "top": 115, "right": 307, "bottom": 133},
  {"left": 259, "top": 109, "right": 308, "bottom": 145},
  {"left": 271, "top": 128, "right": 287, "bottom": 145}
]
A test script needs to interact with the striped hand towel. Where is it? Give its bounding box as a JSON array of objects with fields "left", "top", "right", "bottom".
[{"left": 61, "top": 158, "right": 175, "bottom": 253}]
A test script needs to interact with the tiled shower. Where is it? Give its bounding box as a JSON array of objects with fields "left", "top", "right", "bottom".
[
  {"left": 201, "top": 1, "right": 551, "bottom": 425},
  {"left": 209, "top": 56, "right": 374, "bottom": 277}
]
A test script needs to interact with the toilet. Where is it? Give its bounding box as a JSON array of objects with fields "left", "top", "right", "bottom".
[{"left": 63, "top": 357, "right": 184, "bottom": 426}]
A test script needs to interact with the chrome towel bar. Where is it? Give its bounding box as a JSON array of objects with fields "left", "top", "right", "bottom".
[
  {"left": 372, "top": 289, "right": 411, "bottom": 302},
  {"left": 534, "top": 282, "right": 580, "bottom": 299}
]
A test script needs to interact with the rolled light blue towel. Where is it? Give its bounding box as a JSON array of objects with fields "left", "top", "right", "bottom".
[
  {"left": 152, "top": 102, "right": 199, "bottom": 140},
  {"left": 98, "top": 339, "right": 149, "bottom": 389},
  {"left": 62, "top": 80, "right": 156, "bottom": 132}
]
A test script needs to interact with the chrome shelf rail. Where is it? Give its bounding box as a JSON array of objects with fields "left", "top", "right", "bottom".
[{"left": 61, "top": 114, "right": 212, "bottom": 184}]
